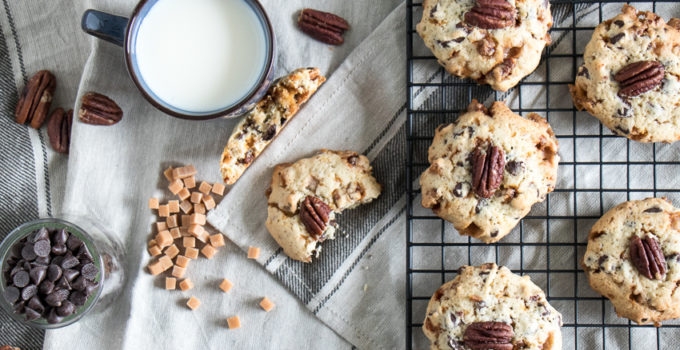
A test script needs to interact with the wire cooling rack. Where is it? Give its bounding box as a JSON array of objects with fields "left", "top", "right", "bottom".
[{"left": 406, "top": 1, "right": 680, "bottom": 349}]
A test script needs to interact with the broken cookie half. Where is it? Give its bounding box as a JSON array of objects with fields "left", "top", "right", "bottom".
[{"left": 265, "top": 150, "right": 381, "bottom": 262}]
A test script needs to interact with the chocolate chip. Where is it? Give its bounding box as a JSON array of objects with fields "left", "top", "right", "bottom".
[
  {"left": 51, "top": 255, "right": 64, "bottom": 267},
  {"left": 475, "top": 200, "right": 486, "bottom": 214},
  {"left": 21, "top": 284, "right": 37, "bottom": 301},
  {"left": 57, "top": 300, "right": 76, "bottom": 317},
  {"left": 13, "top": 300, "right": 25, "bottom": 314},
  {"left": 10, "top": 244, "right": 23, "bottom": 259},
  {"left": 60, "top": 253, "right": 79, "bottom": 269},
  {"left": 27, "top": 296, "right": 45, "bottom": 314},
  {"left": 21, "top": 243, "right": 37, "bottom": 261},
  {"left": 63, "top": 268, "right": 80, "bottom": 282},
  {"left": 80, "top": 263, "right": 98, "bottom": 281},
  {"left": 46, "top": 308, "right": 64, "bottom": 324},
  {"left": 31, "top": 227, "right": 50, "bottom": 243},
  {"left": 10, "top": 265, "right": 24, "bottom": 277},
  {"left": 262, "top": 124, "right": 276, "bottom": 141},
  {"left": 34, "top": 256, "right": 50, "bottom": 265},
  {"left": 29, "top": 265, "right": 47, "bottom": 285},
  {"left": 4, "top": 286, "right": 20, "bottom": 304},
  {"left": 24, "top": 307, "right": 41, "bottom": 321},
  {"left": 505, "top": 160, "right": 524, "bottom": 176},
  {"left": 453, "top": 183, "right": 465, "bottom": 197},
  {"left": 609, "top": 33, "right": 625, "bottom": 44},
  {"left": 614, "top": 20, "right": 625, "bottom": 27},
  {"left": 616, "top": 108, "right": 630, "bottom": 118},
  {"left": 45, "top": 289, "right": 69, "bottom": 307},
  {"left": 51, "top": 244, "right": 67, "bottom": 256},
  {"left": 490, "top": 230, "right": 499, "bottom": 237},
  {"left": 66, "top": 235, "right": 83, "bottom": 251},
  {"left": 76, "top": 245, "right": 93, "bottom": 261},
  {"left": 615, "top": 126, "right": 629, "bottom": 135},
  {"left": 69, "top": 291, "right": 87, "bottom": 306},
  {"left": 13, "top": 270, "right": 30, "bottom": 288},
  {"left": 56, "top": 276, "right": 72, "bottom": 291},
  {"left": 47, "top": 264, "right": 62, "bottom": 282},
  {"left": 53, "top": 229, "right": 69, "bottom": 245},
  {"left": 71, "top": 276, "right": 87, "bottom": 291},
  {"left": 33, "top": 240, "right": 51, "bottom": 257},
  {"left": 85, "top": 281, "right": 99, "bottom": 296},
  {"left": 39, "top": 280, "right": 55, "bottom": 295},
  {"left": 577, "top": 66, "right": 590, "bottom": 79},
  {"left": 644, "top": 207, "right": 662, "bottom": 213}
]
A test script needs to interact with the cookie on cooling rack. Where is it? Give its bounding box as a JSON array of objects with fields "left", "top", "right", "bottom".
[
  {"left": 423, "top": 263, "right": 563, "bottom": 350},
  {"left": 582, "top": 197, "right": 680, "bottom": 326},
  {"left": 265, "top": 150, "right": 381, "bottom": 263},
  {"left": 420, "top": 100, "right": 559, "bottom": 243},
  {"left": 416, "top": 0, "right": 553, "bottom": 92},
  {"left": 570, "top": 5, "right": 680, "bottom": 143}
]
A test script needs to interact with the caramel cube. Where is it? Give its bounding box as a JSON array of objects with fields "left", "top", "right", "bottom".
[
  {"left": 148, "top": 245, "right": 162, "bottom": 257},
  {"left": 181, "top": 214, "right": 192, "bottom": 227},
  {"left": 180, "top": 200, "right": 193, "bottom": 214},
  {"left": 201, "top": 245, "right": 217, "bottom": 259},
  {"left": 168, "top": 200, "right": 180, "bottom": 213},
  {"left": 203, "top": 195, "right": 216, "bottom": 210},
  {"left": 227, "top": 316, "right": 241, "bottom": 329},
  {"left": 175, "top": 255, "right": 190, "bottom": 268},
  {"left": 195, "top": 230, "right": 209, "bottom": 243},
  {"left": 170, "top": 227, "right": 182, "bottom": 239},
  {"left": 191, "top": 213, "right": 206, "bottom": 225},
  {"left": 165, "top": 277, "right": 176, "bottom": 290},
  {"left": 219, "top": 278, "right": 233, "bottom": 292},
  {"left": 159, "top": 255, "right": 174, "bottom": 271},
  {"left": 193, "top": 203, "right": 206, "bottom": 215},
  {"left": 177, "top": 188, "right": 191, "bottom": 201},
  {"left": 168, "top": 179, "right": 184, "bottom": 195},
  {"left": 247, "top": 246, "right": 260, "bottom": 259},
  {"left": 212, "top": 183, "right": 226, "bottom": 196},
  {"left": 163, "top": 166, "right": 175, "bottom": 181},
  {"left": 158, "top": 205, "right": 170, "bottom": 218},
  {"left": 166, "top": 215, "right": 178, "bottom": 228},
  {"left": 148, "top": 239, "right": 157, "bottom": 247},
  {"left": 186, "top": 296, "right": 201, "bottom": 310},
  {"left": 174, "top": 165, "right": 197, "bottom": 179},
  {"left": 183, "top": 176, "right": 196, "bottom": 189},
  {"left": 190, "top": 192, "right": 203, "bottom": 204},
  {"left": 259, "top": 297, "right": 275, "bottom": 312},
  {"left": 210, "top": 234, "right": 225, "bottom": 248},
  {"left": 155, "top": 222, "right": 167, "bottom": 232},
  {"left": 148, "top": 261, "right": 163, "bottom": 276},
  {"left": 185, "top": 247, "right": 199, "bottom": 259},
  {"left": 172, "top": 265, "right": 186, "bottom": 278},
  {"left": 188, "top": 224, "right": 204, "bottom": 237},
  {"left": 183, "top": 236, "right": 195, "bottom": 248},
  {"left": 198, "top": 181, "right": 212, "bottom": 195},
  {"left": 156, "top": 230, "right": 173, "bottom": 248},
  {"left": 179, "top": 278, "right": 194, "bottom": 291},
  {"left": 165, "top": 244, "right": 180, "bottom": 259},
  {"left": 148, "top": 197, "right": 159, "bottom": 210}
]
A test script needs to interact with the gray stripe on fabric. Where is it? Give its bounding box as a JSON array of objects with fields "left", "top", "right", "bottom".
[{"left": 0, "top": 1, "right": 45, "bottom": 349}]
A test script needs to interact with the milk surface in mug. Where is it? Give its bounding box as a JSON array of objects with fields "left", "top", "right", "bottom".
[{"left": 134, "top": 0, "right": 267, "bottom": 113}]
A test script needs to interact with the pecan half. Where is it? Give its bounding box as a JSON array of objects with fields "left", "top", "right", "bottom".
[
  {"left": 464, "top": 0, "right": 516, "bottom": 30},
  {"left": 299, "top": 196, "right": 332, "bottom": 238},
  {"left": 630, "top": 235, "right": 667, "bottom": 280},
  {"left": 614, "top": 61, "right": 664, "bottom": 97},
  {"left": 298, "top": 8, "right": 349, "bottom": 45},
  {"left": 15, "top": 70, "right": 56, "bottom": 129},
  {"left": 471, "top": 144, "right": 505, "bottom": 198},
  {"left": 463, "top": 321, "right": 514, "bottom": 350},
  {"left": 47, "top": 108, "right": 73, "bottom": 154},
  {"left": 78, "top": 92, "right": 123, "bottom": 125}
]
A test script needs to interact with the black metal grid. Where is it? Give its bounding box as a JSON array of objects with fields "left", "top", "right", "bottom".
[{"left": 406, "top": 1, "right": 680, "bottom": 349}]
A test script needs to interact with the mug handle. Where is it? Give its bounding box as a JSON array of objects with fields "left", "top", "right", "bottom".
[{"left": 81, "top": 9, "right": 129, "bottom": 47}]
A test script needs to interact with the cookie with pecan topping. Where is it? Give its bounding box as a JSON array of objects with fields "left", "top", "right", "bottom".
[
  {"left": 416, "top": 0, "right": 553, "bottom": 91},
  {"left": 582, "top": 197, "right": 680, "bottom": 325},
  {"left": 423, "top": 263, "right": 562, "bottom": 350},
  {"left": 420, "top": 100, "right": 559, "bottom": 243},
  {"left": 570, "top": 5, "right": 680, "bottom": 143},
  {"left": 265, "top": 150, "right": 381, "bottom": 262}
]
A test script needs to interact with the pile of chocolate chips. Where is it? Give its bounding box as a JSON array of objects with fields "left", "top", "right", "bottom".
[{"left": 2, "top": 227, "right": 100, "bottom": 324}]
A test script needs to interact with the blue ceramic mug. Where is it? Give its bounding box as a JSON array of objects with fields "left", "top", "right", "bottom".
[{"left": 81, "top": 0, "right": 276, "bottom": 120}]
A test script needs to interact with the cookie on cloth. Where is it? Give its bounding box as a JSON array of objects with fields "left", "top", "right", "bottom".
[
  {"left": 416, "top": 0, "right": 553, "bottom": 91},
  {"left": 582, "top": 197, "right": 680, "bottom": 325},
  {"left": 420, "top": 100, "right": 559, "bottom": 243},
  {"left": 570, "top": 5, "right": 680, "bottom": 143},
  {"left": 423, "top": 263, "right": 563, "bottom": 350},
  {"left": 265, "top": 150, "right": 381, "bottom": 262}
]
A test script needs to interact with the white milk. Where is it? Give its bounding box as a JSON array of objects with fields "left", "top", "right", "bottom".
[{"left": 134, "top": 0, "right": 267, "bottom": 113}]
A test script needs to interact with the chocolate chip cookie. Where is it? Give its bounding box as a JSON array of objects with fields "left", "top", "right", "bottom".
[
  {"left": 265, "top": 150, "right": 381, "bottom": 262},
  {"left": 570, "top": 5, "right": 680, "bottom": 143},
  {"left": 582, "top": 197, "right": 680, "bottom": 325},
  {"left": 416, "top": 0, "right": 553, "bottom": 91},
  {"left": 424, "top": 263, "right": 563, "bottom": 350},
  {"left": 420, "top": 100, "right": 559, "bottom": 243}
]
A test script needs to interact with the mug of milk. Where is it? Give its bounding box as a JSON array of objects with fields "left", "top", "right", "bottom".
[{"left": 81, "top": 0, "right": 275, "bottom": 119}]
